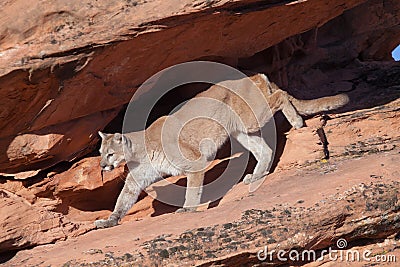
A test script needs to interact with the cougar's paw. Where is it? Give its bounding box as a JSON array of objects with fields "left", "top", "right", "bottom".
[
  {"left": 95, "top": 219, "right": 118, "bottom": 229},
  {"left": 243, "top": 174, "right": 254, "bottom": 184},
  {"left": 292, "top": 117, "right": 304, "bottom": 129},
  {"left": 243, "top": 173, "right": 268, "bottom": 184},
  {"left": 175, "top": 207, "right": 197, "bottom": 213}
]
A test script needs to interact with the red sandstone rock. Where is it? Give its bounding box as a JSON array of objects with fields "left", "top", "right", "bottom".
[
  {"left": 0, "top": 0, "right": 399, "bottom": 265},
  {"left": 4, "top": 146, "right": 400, "bottom": 266},
  {"left": 0, "top": 189, "right": 94, "bottom": 254}
]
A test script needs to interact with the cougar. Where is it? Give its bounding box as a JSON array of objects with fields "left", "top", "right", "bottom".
[{"left": 95, "top": 73, "right": 349, "bottom": 228}]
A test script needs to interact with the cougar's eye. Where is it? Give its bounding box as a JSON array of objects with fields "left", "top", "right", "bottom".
[{"left": 107, "top": 153, "right": 114, "bottom": 159}]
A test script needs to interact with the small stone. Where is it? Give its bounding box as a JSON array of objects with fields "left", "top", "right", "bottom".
[{"left": 84, "top": 248, "right": 103, "bottom": 255}]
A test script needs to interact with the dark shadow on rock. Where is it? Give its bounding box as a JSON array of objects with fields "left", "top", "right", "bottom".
[
  {"left": 269, "top": 113, "right": 292, "bottom": 173},
  {"left": 54, "top": 176, "right": 125, "bottom": 214},
  {"left": 0, "top": 250, "right": 18, "bottom": 264}
]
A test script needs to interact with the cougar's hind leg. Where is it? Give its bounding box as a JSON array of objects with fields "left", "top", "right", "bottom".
[
  {"left": 233, "top": 131, "right": 273, "bottom": 184},
  {"left": 270, "top": 90, "right": 304, "bottom": 129},
  {"left": 176, "top": 171, "right": 205, "bottom": 213}
]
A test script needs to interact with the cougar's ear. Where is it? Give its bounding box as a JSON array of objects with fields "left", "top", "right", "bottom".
[
  {"left": 113, "top": 133, "right": 122, "bottom": 143},
  {"left": 98, "top": 131, "right": 107, "bottom": 139},
  {"left": 113, "top": 133, "right": 128, "bottom": 144}
]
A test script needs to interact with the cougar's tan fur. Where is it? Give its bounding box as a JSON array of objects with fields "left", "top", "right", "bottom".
[{"left": 95, "top": 73, "right": 349, "bottom": 228}]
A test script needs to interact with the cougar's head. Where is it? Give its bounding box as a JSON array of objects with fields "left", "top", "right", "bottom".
[{"left": 98, "top": 131, "right": 127, "bottom": 171}]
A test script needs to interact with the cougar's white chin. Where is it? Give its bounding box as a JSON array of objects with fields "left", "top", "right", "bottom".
[{"left": 103, "top": 165, "right": 113, "bottom": 171}]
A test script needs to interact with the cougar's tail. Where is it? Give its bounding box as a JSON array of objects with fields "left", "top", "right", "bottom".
[
  {"left": 256, "top": 73, "right": 349, "bottom": 115},
  {"left": 288, "top": 93, "right": 349, "bottom": 116}
]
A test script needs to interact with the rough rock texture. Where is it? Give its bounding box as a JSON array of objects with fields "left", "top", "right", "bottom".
[
  {"left": 0, "top": 189, "right": 93, "bottom": 254},
  {"left": 1, "top": 83, "right": 399, "bottom": 265},
  {"left": 4, "top": 147, "right": 400, "bottom": 266},
  {"left": 0, "top": 0, "right": 399, "bottom": 266}
]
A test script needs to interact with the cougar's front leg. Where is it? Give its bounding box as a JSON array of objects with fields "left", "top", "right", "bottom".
[
  {"left": 95, "top": 163, "right": 160, "bottom": 229},
  {"left": 176, "top": 171, "right": 205, "bottom": 213},
  {"left": 95, "top": 172, "right": 142, "bottom": 228}
]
